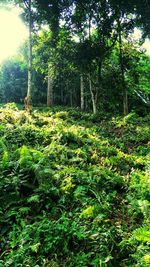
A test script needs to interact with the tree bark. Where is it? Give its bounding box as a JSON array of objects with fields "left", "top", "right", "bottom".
[
  {"left": 26, "top": 0, "right": 32, "bottom": 111},
  {"left": 80, "top": 74, "right": 84, "bottom": 111},
  {"left": 47, "top": 65, "right": 53, "bottom": 106},
  {"left": 89, "top": 74, "right": 97, "bottom": 114},
  {"left": 118, "top": 19, "right": 128, "bottom": 116},
  {"left": 70, "top": 90, "right": 73, "bottom": 107},
  {"left": 61, "top": 87, "right": 63, "bottom": 105}
]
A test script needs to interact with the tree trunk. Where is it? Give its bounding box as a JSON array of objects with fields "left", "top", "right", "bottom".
[
  {"left": 67, "top": 82, "right": 73, "bottom": 107},
  {"left": 123, "top": 89, "right": 128, "bottom": 115},
  {"left": 26, "top": 0, "right": 32, "bottom": 111},
  {"left": 70, "top": 91, "right": 73, "bottom": 107},
  {"left": 118, "top": 19, "right": 128, "bottom": 116},
  {"left": 47, "top": 65, "right": 53, "bottom": 106},
  {"left": 80, "top": 74, "right": 84, "bottom": 111},
  {"left": 61, "top": 86, "right": 63, "bottom": 104},
  {"left": 89, "top": 74, "right": 97, "bottom": 114}
]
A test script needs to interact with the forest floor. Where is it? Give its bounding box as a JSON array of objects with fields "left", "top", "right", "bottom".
[{"left": 0, "top": 103, "right": 150, "bottom": 267}]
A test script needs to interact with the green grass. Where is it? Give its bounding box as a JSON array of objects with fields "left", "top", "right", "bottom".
[{"left": 0, "top": 104, "right": 149, "bottom": 266}]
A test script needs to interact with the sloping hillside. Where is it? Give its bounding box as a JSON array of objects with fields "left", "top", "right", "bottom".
[{"left": 0, "top": 104, "right": 149, "bottom": 267}]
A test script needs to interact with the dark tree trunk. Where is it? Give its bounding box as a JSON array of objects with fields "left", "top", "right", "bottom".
[{"left": 118, "top": 19, "right": 128, "bottom": 116}]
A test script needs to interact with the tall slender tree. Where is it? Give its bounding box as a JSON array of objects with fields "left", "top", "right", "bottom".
[
  {"left": 117, "top": 17, "right": 128, "bottom": 115},
  {"left": 25, "top": 0, "right": 32, "bottom": 111},
  {"left": 47, "top": 63, "right": 54, "bottom": 106}
]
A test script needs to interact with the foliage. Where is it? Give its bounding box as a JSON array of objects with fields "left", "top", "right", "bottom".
[
  {"left": 0, "top": 57, "right": 27, "bottom": 103},
  {"left": 1, "top": 1, "right": 150, "bottom": 114},
  {"left": 0, "top": 105, "right": 149, "bottom": 266}
]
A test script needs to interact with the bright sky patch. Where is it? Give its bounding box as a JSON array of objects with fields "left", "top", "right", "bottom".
[{"left": 0, "top": 8, "right": 28, "bottom": 63}]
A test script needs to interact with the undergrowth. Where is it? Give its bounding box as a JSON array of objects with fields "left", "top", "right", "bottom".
[{"left": 0, "top": 104, "right": 149, "bottom": 266}]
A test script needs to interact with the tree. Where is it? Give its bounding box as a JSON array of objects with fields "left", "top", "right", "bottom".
[
  {"left": 26, "top": 0, "right": 150, "bottom": 113},
  {"left": 1, "top": 0, "right": 150, "bottom": 113},
  {"left": 27, "top": 0, "right": 32, "bottom": 108},
  {"left": 33, "top": 29, "right": 55, "bottom": 107},
  {"left": 24, "top": 0, "right": 33, "bottom": 111},
  {"left": 33, "top": 27, "right": 78, "bottom": 107},
  {"left": 0, "top": 57, "right": 27, "bottom": 103}
]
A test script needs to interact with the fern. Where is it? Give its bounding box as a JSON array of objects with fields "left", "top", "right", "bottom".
[
  {"left": 27, "top": 194, "right": 40, "bottom": 203},
  {"left": 2, "top": 151, "right": 9, "bottom": 169},
  {"left": 133, "top": 227, "right": 150, "bottom": 242}
]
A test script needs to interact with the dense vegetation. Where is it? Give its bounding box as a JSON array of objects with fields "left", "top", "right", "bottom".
[
  {"left": 0, "top": 35, "right": 149, "bottom": 115},
  {"left": 0, "top": 0, "right": 150, "bottom": 115},
  {"left": 0, "top": 0, "right": 149, "bottom": 266},
  {"left": 0, "top": 103, "right": 149, "bottom": 266}
]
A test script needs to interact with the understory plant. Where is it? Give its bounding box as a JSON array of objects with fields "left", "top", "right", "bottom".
[{"left": 0, "top": 104, "right": 149, "bottom": 266}]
